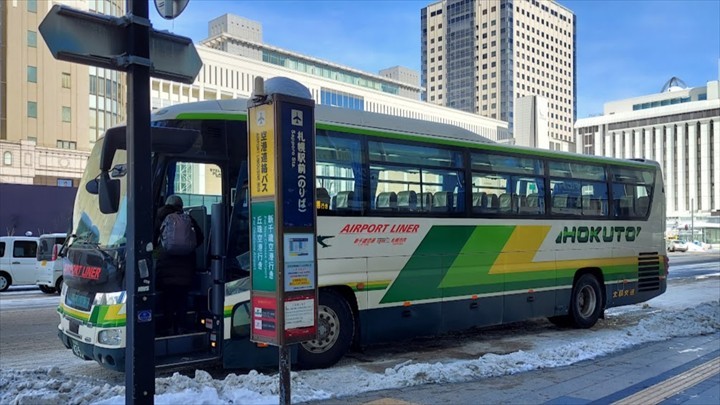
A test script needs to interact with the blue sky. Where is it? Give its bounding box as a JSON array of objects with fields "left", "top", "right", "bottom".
[{"left": 151, "top": 0, "right": 720, "bottom": 119}]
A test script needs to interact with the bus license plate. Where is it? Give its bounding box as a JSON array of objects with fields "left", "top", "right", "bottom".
[{"left": 72, "top": 341, "right": 83, "bottom": 359}]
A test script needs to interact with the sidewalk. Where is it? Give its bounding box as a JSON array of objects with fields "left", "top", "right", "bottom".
[{"left": 301, "top": 333, "right": 720, "bottom": 405}]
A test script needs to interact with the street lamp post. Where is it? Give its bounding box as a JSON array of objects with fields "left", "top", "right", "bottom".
[{"left": 691, "top": 198, "right": 694, "bottom": 243}]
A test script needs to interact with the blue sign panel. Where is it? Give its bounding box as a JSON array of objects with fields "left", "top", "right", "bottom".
[{"left": 280, "top": 102, "right": 315, "bottom": 228}]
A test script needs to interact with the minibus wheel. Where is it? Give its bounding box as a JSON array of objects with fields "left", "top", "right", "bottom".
[
  {"left": 55, "top": 277, "right": 64, "bottom": 294},
  {"left": 0, "top": 273, "right": 10, "bottom": 292},
  {"left": 39, "top": 285, "right": 56, "bottom": 294}
]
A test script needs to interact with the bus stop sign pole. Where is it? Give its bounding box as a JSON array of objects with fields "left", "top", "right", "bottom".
[{"left": 247, "top": 77, "right": 319, "bottom": 405}]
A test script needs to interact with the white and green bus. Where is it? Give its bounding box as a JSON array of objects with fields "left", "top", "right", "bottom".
[{"left": 57, "top": 98, "right": 667, "bottom": 371}]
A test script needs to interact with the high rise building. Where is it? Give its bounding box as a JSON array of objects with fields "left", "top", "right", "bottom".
[
  {"left": 0, "top": 0, "right": 125, "bottom": 186},
  {"left": 378, "top": 66, "right": 420, "bottom": 98},
  {"left": 422, "top": 0, "right": 576, "bottom": 149},
  {"left": 514, "top": 95, "right": 549, "bottom": 149}
]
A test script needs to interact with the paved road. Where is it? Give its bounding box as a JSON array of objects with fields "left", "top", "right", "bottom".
[
  {"left": 0, "top": 288, "right": 125, "bottom": 384},
  {"left": 300, "top": 333, "right": 720, "bottom": 405}
]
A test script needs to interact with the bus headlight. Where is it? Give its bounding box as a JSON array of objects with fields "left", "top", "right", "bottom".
[
  {"left": 98, "top": 329, "right": 122, "bottom": 345},
  {"left": 93, "top": 292, "right": 126, "bottom": 306}
]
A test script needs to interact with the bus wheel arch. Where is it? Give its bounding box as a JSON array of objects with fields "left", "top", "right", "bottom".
[
  {"left": 297, "top": 287, "right": 357, "bottom": 369},
  {"left": 0, "top": 272, "right": 11, "bottom": 292},
  {"left": 568, "top": 268, "right": 605, "bottom": 329}
]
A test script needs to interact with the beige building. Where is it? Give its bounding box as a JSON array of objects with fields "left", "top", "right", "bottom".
[
  {"left": 575, "top": 78, "right": 720, "bottom": 221},
  {"left": 0, "top": 0, "right": 125, "bottom": 186},
  {"left": 422, "top": 0, "right": 575, "bottom": 148}
]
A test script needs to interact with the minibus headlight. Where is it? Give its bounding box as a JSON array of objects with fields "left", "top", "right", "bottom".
[{"left": 98, "top": 329, "right": 122, "bottom": 345}]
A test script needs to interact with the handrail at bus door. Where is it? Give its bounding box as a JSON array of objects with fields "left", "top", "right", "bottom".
[{"left": 209, "top": 203, "right": 226, "bottom": 353}]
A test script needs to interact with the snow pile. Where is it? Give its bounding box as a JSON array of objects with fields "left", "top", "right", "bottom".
[
  {"left": 1, "top": 299, "right": 717, "bottom": 405},
  {"left": 297, "top": 301, "right": 720, "bottom": 398},
  {"left": 0, "top": 367, "right": 123, "bottom": 405}
]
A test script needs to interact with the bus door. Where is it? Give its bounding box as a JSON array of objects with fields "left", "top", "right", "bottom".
[{"left": 155, "top": 160, "right": 224, "bottom": 355}]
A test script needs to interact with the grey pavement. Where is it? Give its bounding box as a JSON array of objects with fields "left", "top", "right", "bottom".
[{"left": 300, "top": 332, "right": 720, "bottom": 405}]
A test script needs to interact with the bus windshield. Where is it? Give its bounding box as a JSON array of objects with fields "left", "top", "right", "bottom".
[{"left": 72, "top": 139, "right": 129, "bottom": 248}]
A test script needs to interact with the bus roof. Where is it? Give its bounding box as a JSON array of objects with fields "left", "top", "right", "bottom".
[{"left": 151, "top": 98, "right": 495, "bottom": 145}]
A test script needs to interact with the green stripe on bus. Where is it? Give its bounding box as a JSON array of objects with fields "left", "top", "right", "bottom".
[
  {"left": 440, "top": 225, "right": 516, "bottom": 288},
  {"left": 176, "top": 112, "right": 248, "bottom": 121},
  {"left": 380, "top": 226, "right": 476, "bottom": 303}
]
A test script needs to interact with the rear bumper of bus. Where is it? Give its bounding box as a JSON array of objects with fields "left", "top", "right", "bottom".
[{"left": 58, "top": 329, "right": 125, "bottom": 371}]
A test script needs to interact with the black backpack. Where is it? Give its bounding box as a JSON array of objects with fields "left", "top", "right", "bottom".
[{"left": 159, "top": 211, "right": 197, "bottom": 255}]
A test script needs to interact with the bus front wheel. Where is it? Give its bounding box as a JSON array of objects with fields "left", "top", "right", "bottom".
[
  {"left": 298, "top": 290, "right": 355, "bottom": 369},
  {"left": 569, "top": 273, "right": 602, "bottom": 329}
]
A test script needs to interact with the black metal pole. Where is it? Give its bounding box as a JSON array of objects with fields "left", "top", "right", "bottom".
[
  {"left": 279, "top": 345, "right": 291, "bottom": 405},
  {"left": 125, "top": 0, "right": 155, "bottom": 403}
]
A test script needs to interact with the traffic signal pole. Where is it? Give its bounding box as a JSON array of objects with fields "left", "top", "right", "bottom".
[{"left": 125, "top": 0, "right": 155, "bottom": 403}]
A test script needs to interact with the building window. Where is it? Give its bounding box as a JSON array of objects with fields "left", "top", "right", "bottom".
[
  {"left": 27, "top": 66, "right": 37, "bottom": 83},
  {"left": 27, "top": 101, "right": 37, "bottom": 118},
  {"left": 27, "top": 31, "right": 37, "bottom": 47},
  {"left": 62, "top": 107, "right": 72, "bottom": 122},
  {"left": 62, "top": 73, "right": 71, "bottom": 89},
  {"left": 320, "top": 88, "right": 364, "bottom": 111},
  {"left": 27, "top": 0, "right": 37, "bottom": 13},
  {"left": 89, "top": 75, "right": 97, "bottom": 95},
  {"left": 57, "top": 179, "right": 73, "bottom": 187},
  {"left": 57, "top": 140, "right": 77, "bottom": 150},
  {"left": 3, "top": 152, "right": 12, "bottom": 166}
]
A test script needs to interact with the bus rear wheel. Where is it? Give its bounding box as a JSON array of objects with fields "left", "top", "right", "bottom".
[
  {"left": 298, "top": 290, "right": 355, "bottom": 369},
  {"left": 569, "top": 273, "right": 602, "bottom": 329}
]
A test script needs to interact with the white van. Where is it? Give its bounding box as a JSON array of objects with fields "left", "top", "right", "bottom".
[
  {"left": 35, "top": 233, "right": 67, "bottom": 294},
  {"left": 0, "top": 236, "right": 39, "bottom": 291}
]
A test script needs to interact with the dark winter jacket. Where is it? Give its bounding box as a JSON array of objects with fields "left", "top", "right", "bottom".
[{"left": 153, "top": 205, "right": 204, "bottom": 287}]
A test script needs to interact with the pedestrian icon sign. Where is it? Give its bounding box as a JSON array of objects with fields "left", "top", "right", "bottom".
[
  {"left": 257, "top": 111, "right": 266, "bottom": 126},
  {"left": 292, "top": 110, "right": 303, "bottom": 126}
]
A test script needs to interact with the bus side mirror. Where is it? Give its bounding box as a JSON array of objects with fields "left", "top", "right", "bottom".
[
  {"left": 85, "top": 178, "right": 99, "bottom": 195},
  {"left": 99, "top": 172, "right": 120, "bottom": 214}
]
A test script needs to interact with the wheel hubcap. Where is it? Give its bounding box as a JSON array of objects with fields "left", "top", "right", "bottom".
[
  {"left": 301, "top": 305, "right": 340, "bottom": 354},
  {"left": 577, "top": 285, "right": 597, "bottom": 318},
  {"left": 0, "top": 277, "right": 7, "bottom": 290}
]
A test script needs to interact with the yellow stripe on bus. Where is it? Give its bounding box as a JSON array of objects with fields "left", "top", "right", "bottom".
[
  {"left": 490, "top": 256, "right": 639, "bottom": 274},
  {"left": 59, "top": 303, "right": 90, "bottom": 321},
  {"left": 102, "top": 304, "right": 125, "bottom": 321},
  {"left": 492, "top": 225, "right": 552, "bottom": 266},
  {"left": 488, "top": 225, "right": 638, "bottom": 274}
]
